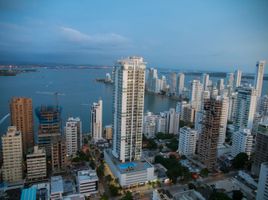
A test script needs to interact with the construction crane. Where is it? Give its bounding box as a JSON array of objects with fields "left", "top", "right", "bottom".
[{"left": 36, "top": 91, "right": 65, "bottom": 106}]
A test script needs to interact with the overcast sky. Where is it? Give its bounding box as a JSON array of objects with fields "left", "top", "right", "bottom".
[{"left": 0, "top": 0, "right": 267, "bottom": 73}]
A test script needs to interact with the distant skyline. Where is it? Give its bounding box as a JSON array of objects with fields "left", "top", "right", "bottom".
[{"left": 0, "top": 0, "right": 267, "bottom": 73}]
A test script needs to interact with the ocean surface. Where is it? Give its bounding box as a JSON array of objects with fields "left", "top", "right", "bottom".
[{"left": 0, "top": 68, "right": 267, "bottom": 139}]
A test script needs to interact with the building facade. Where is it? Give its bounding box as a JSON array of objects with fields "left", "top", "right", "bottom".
[
  {"left": 231, "top": 129, "right": 253, "bottom": 158},
  {"left": 254, "top": 60, "right": 265, "bottom": 98},
  {"left": 2, "top": 126, "right": 23, "bottom": 183},
  {"left": 112, "top": 56, "right": 146, "bottom": 163},
  {"left": 178, "top": 127, "right": 197, "bottom": 156},
  {"left": 256, "top": 162, "right": 268, "bottom": 200},
  {"left": 10, "top": 97, "right": 34, "bottom": 154},
  {"left": 65, "top": 117, "right": 82, "bottom": 157},
  {"left": 51, "top": 136, "right": 67, "bottom": 173},
  {"left": 77, "top": 170, "right": 99, "bottom": 197},
  {"left": 198, "top": 97, "right": 222, "bottom": 170},
  {"left": 90, "top": 99, "right": 103, "bottom": 142},
  {"left": 26, "top": 146, "right": 47, "bottom": 181}
]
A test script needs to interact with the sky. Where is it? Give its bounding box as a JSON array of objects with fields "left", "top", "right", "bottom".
[{"left": 0, "top": 0, "right": 268, "bottom": 72}]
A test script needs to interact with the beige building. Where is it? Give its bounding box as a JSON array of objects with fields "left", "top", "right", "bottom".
[
  {"left": 104, "top": 125, "right": 112, "bottom": 141},
  {"left": 2, "top": 126, "right": 23, "bottom": 183},
  {"left": 10, "top": 97, "right": 34, "bottom": 154},
  {"left": 26, "top": 146, "right": 47, "bottom": 181}
]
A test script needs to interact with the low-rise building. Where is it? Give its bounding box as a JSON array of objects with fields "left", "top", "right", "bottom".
[
  {"left": 26, "top": 146, "right": 47, "bottom": 181},
  {"left": 50, "top": 176, "right": 64, "bottom": 200},
  {"left": 77, "top": 170, "right": 99, "bottom": 197}
]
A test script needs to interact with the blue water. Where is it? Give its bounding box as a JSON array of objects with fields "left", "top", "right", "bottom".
[
  {"left": 0, "top": 68, "right": 177, "bottom": 137},
  {"left": 118, "top": 162, "right": 137, "bottom": 170}
]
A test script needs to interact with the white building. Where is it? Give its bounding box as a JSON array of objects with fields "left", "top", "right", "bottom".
[
  {"left": 234, "top": 69, "right": 242, "bottom": 88},
  {"left": 178, "top": 127, "right": 197, "bottom": 156},
  {"left": 156, "top": 113, "right": 167, "bottom": 133},
  {"left": 91, "top": 99, "right": 103, "bottom": 142},
  {"left": 257, "top": 162, "right": 268, "bottom": 200},
  {"left": 65, "top": 117, "right": 82, "bottom": 157},
  {"left": 50, "top": 176, "right": 64, "bottom": 200},
  {"left": 166, "top": 108, "right": 180, "bottom": 134},
  {"left": 233, "top": 86, "right": 257, "bottom": 131},
  {"left": 176, "top": 73, "right": 185, "bottom": 96},
  {"left": 218, "top": 96, "right": 229, "bottom": 148},
  {"left": 1, "top": 126, "right": 23, "bottom": 183},
  {"left": 226, "top": 73, "right": 234, "bottom": 89},
  {"left": 231, "top": 129, "right": 253, "bottom": 157},
  {"left": 217, "top": 79, "right": 225, "bottom": 94},
  {"left": 143, "top": 112, "right": 157, "bottom": 138},
  {"left": 190, "top": 80, "right": 203, "bottom": 111},
  {"left": 26, "top": 145, "right": 47, "bottom": 181},
  {"left": 112, "top": 56, "right": 145, "bottom": 162},
  {"left": 77, "top": 170, "right": 99, "bottom": 197},
  {"left": 201, "top": 73, "right": 210, "bottom": 91},
  {"left": 254, "top": 60, "right": 266, "bottom": 98}
]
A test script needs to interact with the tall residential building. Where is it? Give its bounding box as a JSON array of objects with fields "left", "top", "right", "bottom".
[
  {"left": 256, "top": 162, "right": 268, "bottom": 200},
  {"left": 234, "top": 69, "right": 242, "bottom": 88},
  {"left": 156, "top": 113, "right": 167, "bottom": 133},
  {"left": 176, "top": 73, "right": 185, "bottom": 96},
  {"left": 105, "top": 56, "right": 155, "bottom": 187},
  {"left": 51, "top": 136, "right": 67, "bottom": 173},
  {"left": 233, "top": 86, "right": 257, "bottom": 131},
  {"left": 201, "top": 73, "right": 210, "bottom": 91},
  {"left": 10, "top": 97, "right": 34, "bottom": 153},
  {"left": 91, "top": 99, "right": 103, "bottom": 142},
  {"left": 166, "top": 108, "right": 180, "bottom": 135},
  {"left": 36, "top": 105, "right": 61, "bottom": 156},
  {"left": 198, "top": 97, "right": 222, "bottom": 170},
  {"left": 190, "top": 80, "right": 203, "bottom": 111},
  {"left": 2, "top": 126, "right": 23, "bottom": 183},
  {"left": 226, "top": 73, "right": 234, "bottom": 88},
  {"left": 143, "top": 112, "right": 157, "bottom": 138},
  {"left": 170, "top": 72, "right": 177, "bottom": 94},
  {"left": 103, "top": 125, "right": 113, "bottom": 141},
  {"left": 65, "top": 117, "right": 82, "bottom": 157},
  {"left": 178, "top": 127, "right": 197, "bottom": 156},
  {"left": 231, "top": 129, "right": 253, "bottom": 158},
  {"left": 259, "top": 95, "right": 268, "bottom": 117},
  {"left": 112, "top": 56, "right": 146, "bottom": 162},
  {"left": 26, "top": 146, "right": 47, "bottom": 181},
  {"left": 217, "top": 79, "right": 225, "bottom": 94},
  {"left": 252, "top": 122, "right": 268, "bottom": 176},
  {"left": 147, "top": 68, "right": 158, "bottom": 92},
  {"left": 254, "top": 60, "right": 266, "bottom": 98},
  {"left": 217, "top": 96, "right": 229, "bottom": 148}
]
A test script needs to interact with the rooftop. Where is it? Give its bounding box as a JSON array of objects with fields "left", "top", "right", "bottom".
[
  {"left": 51, "top": 176, "right": 64, "bottom": 194},
  {"left": 20, "top": 187, "right": 37, "bottom": 200},
  {"left": 77, "top": 170, "right": 98, "bottom": 182}
]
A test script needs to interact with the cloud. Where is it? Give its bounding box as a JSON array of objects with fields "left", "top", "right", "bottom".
[{"left": 59, "top": 26, "right": 129, "bottom": 47}]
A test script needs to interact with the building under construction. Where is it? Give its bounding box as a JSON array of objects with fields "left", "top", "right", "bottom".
[{"left": 36, "top": 105, "right": 62, "bottom": 156}]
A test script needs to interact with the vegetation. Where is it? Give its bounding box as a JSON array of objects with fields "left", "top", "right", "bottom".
[
  {"left": 156, "top": 132, "right": 175, "bottom": 140},
  {"left": 232, "top": 153, "right": 249, "bottom": 169},
  {"left": 100, "top": 194, "right": 109, "bottom": 200},
  {"left": 72, "top": 150, "right": 91, "bottom": 162},
  {"left": 121, "top": 191, "right": 133, "bottom": 200},
  {"left": 109, "top": 184, "right": 120, "bottom": 196},
  {"left": 155, "top": 155, "right": 191, "bottom": 183},
  {"left": 200, "top": 168, "right": 209, "bottom": 177},
  {"left": 232, "top": 190, "right": 243, "bottom": 200},
  {"left": 209, "top": 192, "right": 231, "bottom": 200},
  {"left": 166, "top": 138, "right": 178, "bottom": 151},
  {"left": 143, "top": 135, "right": 158, "bottom": 150},
  {"left": 97, "top": 163, "right": 105, "bottom": 178}
]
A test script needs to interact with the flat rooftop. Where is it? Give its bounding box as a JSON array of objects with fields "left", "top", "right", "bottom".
[
  {"left": 51, "top": 176, "right": 63, "bottom": 194},
  {"left": 20, "top": 187, "right": 37, "bottom": 200},
  {"left": 77, "top": 170, "right": 98, "bottom": 182},
  {"left": 106, "top": 149, "right": 153, "bottom": 174}
]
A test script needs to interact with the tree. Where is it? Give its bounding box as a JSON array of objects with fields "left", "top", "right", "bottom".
[
  {"left": 121, "top": 191, "right": 133, "bottom": 200},
  {"left": 100, "top": 194, "right": 109, "bottom": 200},
  {"left": 200, "top": 168, "right": 209, "bottom": 177},
  {"left": 232, "top": 153, "right": 248, "bottom": 169},
  {"left": 105, "top": 174, "right": 113, "bottom": 183},
  {"left": 166, "top": 138, "right": 178, "bottom": 151},
  {"left": 232, "top": 190, "right": 243, "bottom": 200},
  {"left": 109, "top": 184, "right": 119, "bottom": 196},
  {"left": 97, "top": 163, "right": 105, "bottom": 178}
]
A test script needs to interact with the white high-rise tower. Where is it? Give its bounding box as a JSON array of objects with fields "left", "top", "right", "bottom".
[
  {"left": 112, "top": 56, "right": 146, "bottom": 162},
  {"left": 176, "top": 73, "right": 185, "bottom": 96},
  {"left": 254, "top": 61, "right": 266, "bottom": 98},
  {"left": 91, "top": 100, "right": 103, "bottom": 142},
  {"left": 234, "top": 69, "right": 242, "bottom": 88}
]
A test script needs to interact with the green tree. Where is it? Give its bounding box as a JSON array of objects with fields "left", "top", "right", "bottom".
[
  {"left": 109, "top": 184, "right": 119, "bottom": 196},
  {"left": 121, "top": 191, "right": 133, "bottom": 200},
  {"left": 200, "top": 168, "right": 209, "bottom": 177},
  {"left": 232, "top": 153, "right": 248, "bottom": 169},
  {"left": 232, "top": 190, "right": 243, "bottom": 200},
  {"left": 100, "top": 193, "right": 109, "bottom": 200},
  {"left": 166, "top": 138, "right": 178, "bottom": 151},
  {"left": 97, "top": 163, "right": 105, "bottom": 178}
]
